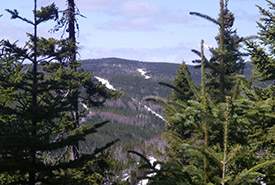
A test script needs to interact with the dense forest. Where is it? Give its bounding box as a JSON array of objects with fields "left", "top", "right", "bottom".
[{"left": 1, "top": 0, "right": 275, "bottom": 184}]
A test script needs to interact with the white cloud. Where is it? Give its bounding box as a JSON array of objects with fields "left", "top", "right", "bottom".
[
  {"left": 41, "top": 0, "right": 119, "bottom": 10},
  {"left": 76, "top": 0, "right": 119, "bottom": 10},
  {"left": 98, "top": 10, "right": 188, "bottom": 31},
  {"left": 99, "top": 17, "right": 157, "bottom": 31},
  {"left": 120, "top": 1, "right": 160, "bottom": 17},
  {"left": 40, "top": 0, "right": 189, "bottom": 32}
]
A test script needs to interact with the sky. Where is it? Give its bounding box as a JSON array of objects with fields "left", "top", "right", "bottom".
[{"left": 0, "top": 0, "right": 269, "bottom": 64}]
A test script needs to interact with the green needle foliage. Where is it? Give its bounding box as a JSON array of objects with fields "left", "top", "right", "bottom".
[
  {"left": 131, "top": 1, "right": 275, "bottom": 184},
  {"left": 191, "top": 0, "right": 245, "bottom": 102},
  {"left": 137, "top": 41, "right": 274, "bottom": 185},
  {"left": 244, "top": 0, "right": 275, "bottom": 183},
  {"left": 0, "top": 1, "right": 120, "bottom": 184}
]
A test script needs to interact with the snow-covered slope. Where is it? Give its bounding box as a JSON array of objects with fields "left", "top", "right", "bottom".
[
  {"left": 95, "top": 76, "right": 116, "bottom": 90},
  {"left": 137, "top": 68, "right": 150, "bottom": 79},
  {"left": 132, "top": 98, "right": 166, "bottom": 122}
]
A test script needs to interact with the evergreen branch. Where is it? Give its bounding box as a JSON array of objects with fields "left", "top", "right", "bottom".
[
  {"left": 201, "top": 40, "right": 209, "bottom": 184},
  {"left": 171, "top": 100, "right": 188, "bottom": 110},
  {"left": 51, "top": 139, "right": 119, "bottom": 170},
  {"left": 182, "top": 62, "right": 201, "bottom": 101},
  {"left": 232, "top": 160, "right": 275, "bottom": 185},
  {"left": 93, "top": 139, "right": 120, "bottom": 155},
  {"left": 242, "top": 35, "right": 258, "bottom": 41},
  {"left": 158, "top": 82, "right": 182, "bottom": 94},
  {"left": 128, "top": 150, "right": 153, "bottom": 169},
  {"left": 158, "top": 82, "right": 193, "bottom": 100},
  {"left": 5, "top": 9, "right": 34, "bottom": 25},
  {"left": 39, "top": 121, "right": 110, "bottom": 151},
  {"left": 204, "top": 148, "right": 223, "bottom": 163},
  {"left": 225, "top": 145, "right": 241, "bottom": 163},
  {"left": 190, "top": 12, "right": 220, "bottom": 26},
  {"left": 36, "top": 3, "right": 59, "bottom": 24},
  {"left": 53, "top": 145, "right": 70, "bottom": 165},
  {"left": 233, "top": 79, "right": 240, "bottom": 101},
  {"left": 221, "top": 96, "right": 231, "bottom": 185},
  {"left": 145, "top": 95, "right": 167, "bottom": 105},
  {"left": 191, "top": 49, "right": 209, "bottom": 63}
]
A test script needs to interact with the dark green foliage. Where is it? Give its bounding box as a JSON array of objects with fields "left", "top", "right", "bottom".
[
  {"left": 134, "top": 62, "right": 274, "bottom": 184},
  {"left": 191, "top": 1, "right": 245, "bottom": 101},
  {"left": 246, "top": 0, "right": 275, "bottom": 82},
  {"left": 0, "top": 1, "right": 120, "bottom": 184},
  {"left": 170, "top": 62, "right": 193, "bottom": 101},
  {"left": 244, "top": 1, "right": 275, "bottom": 183},
  {"left": 131, "top": 1, "right": 275, "bottom": 184}
]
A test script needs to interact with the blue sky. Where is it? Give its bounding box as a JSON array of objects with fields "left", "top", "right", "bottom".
[{"left": 0, "top": 0, "right": 269, "bottom": 64}]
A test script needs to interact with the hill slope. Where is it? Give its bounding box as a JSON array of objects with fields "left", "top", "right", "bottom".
[{"left": 80, "top": 57, "right": 253, "bottom": 154}]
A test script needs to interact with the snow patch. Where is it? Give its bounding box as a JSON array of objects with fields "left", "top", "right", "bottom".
[
  {"left": 143, "top": 104, "right": 166, "bottom": 122},
  {"left": 122, "top": 173, "right": 130, "bottom": 182},
  {"left": 132, "top": 98, "right": 166, "bottom": 122},
  {"left": 260, "top": 180, "right": 266, "bottom": 185},
  {"left": 81, "top": 102, "right": 89, "bottom": 111},
  {"left": 148, "top": 156, "right": 160, "bottom": 170},
  {"left": 121, "top": 156, "right": 160, "bottom": 185},
  {"left": 95, "top": 76, "right": 116, "bottom": 90},
  {"left": 137, "top": 68, "right": 150, "bottom": 79},
  {"left": 80, "top": 102, "right": 96, "bottom": 122},
  {"left": 138, "top": 156, "right": 160, "bottom": 185}
]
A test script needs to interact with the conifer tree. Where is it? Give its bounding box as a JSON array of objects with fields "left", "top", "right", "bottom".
[
  {"left": 190, "top": 0, "right": 245, "bottom": 102},
  {"left": 162, "top": 0, "right": 246, "bottom": 162},
  {"left": 158, "top": 62, "right": 194, "bottom": 160},
  {"left": 136, "top": 40, "right": 275, "bottom": 185},
  {"left": 0, "top": 1, "right": 119, "bottom": 184},
  {"left": 67, "top": 0, "right": 80, "bottom": 160},
  {"left": 169, "top": 63, "right": 193, "bottom": 102},
  {"left": 245, "top": 0, "right": 275, "bottom": 182},
  {"left": 131, "top": 1, "right": 275, "bottom": 184}
]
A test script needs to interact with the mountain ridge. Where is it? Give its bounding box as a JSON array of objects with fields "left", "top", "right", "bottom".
[{"left": 79, "top": 57, "right": 254, "bottom": 155}]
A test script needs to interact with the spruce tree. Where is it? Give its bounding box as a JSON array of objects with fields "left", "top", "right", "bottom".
[
  {"left": 0, "top": 1, "right": 119, "bottom": 184},
  {"left": 137, "top": 40, "right": 275, "bottom": 185},
  {"left": 245, "top": 0, "right": 275, "bottom": 183},
  {"left": 158, "top": 62, "right": 194, "bottom": 160},
  {"left": 162, "top": 0, "right": 246, "bottom": 162},
  {"left": 132, "top": 1, "right": 275, "bottom": 184},
  {"left": 169, "top": 63, "right": 193, "bottom": 102},
  {"left": 67, "top": 0, "right": 80, "bottom": 160},
  {"left": 190, "top": 0, "right": 245, "bottom": 102}
]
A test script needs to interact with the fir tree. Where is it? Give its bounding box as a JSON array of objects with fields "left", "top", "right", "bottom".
[
  {"left": 0, "top": 1, "right": 119, "bottom": 184},
  {"left": 190, "top": 0, "right": 245, "bottom": 102},
  {"left": 131, "top": 1, "right": 275, "bottom": 184},
  {"left": 169, "top": 63, "right": 193, "bottom": 102},
  {"left": 158, "top": 62, "right": 194, "bottom": 159},
  {"left": 245, "top": 0, "right": 275, "bottom": 183},
  {"left": 67, "top": 0, "right": 80, "bottom": 160},
  {"left": 136, "top": 40, "right": 275, "bottom": 185}
]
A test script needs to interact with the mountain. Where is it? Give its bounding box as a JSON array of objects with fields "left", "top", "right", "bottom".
[
  {"left": 80, "top": 58, "right": 182, "bottom": 154},
  {"left": 79, "top": 57, "right": 254, "bottom": 156}
]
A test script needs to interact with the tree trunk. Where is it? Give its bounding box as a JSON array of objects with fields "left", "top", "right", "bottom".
[
  {"left": 201, "top": 40, "right": 209, "bottom": 183},
  {"left": 67, "top": 0, "right": 80, "bottom": 160},
  {"left": 29, "top": 0, "right": 38, "bottom": 184},
  {"left": 219, "top": 0, "right": 225, "bottom": 102}
]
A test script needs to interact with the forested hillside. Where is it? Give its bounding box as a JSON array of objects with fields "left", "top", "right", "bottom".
[
  {"left": 79, "top": 57, "right": 255, "bottom": 152},
  {"left": 1, "top": 0, "right": 275, "bottom": 185}
]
